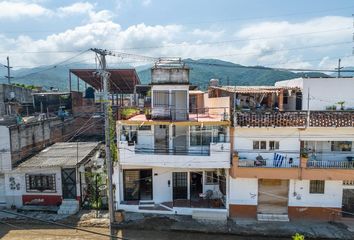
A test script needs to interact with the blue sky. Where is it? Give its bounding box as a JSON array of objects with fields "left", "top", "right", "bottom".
[{"left": 1, "top": 0, "right": 354, "bottom": 69}]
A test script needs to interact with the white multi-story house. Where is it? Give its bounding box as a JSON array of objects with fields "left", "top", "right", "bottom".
[
  {"left": 114, "top": 59, "right": 231, "bottom": 218},
  {"left": 210, "top": 77, "right": 354, "bottom": 221}
]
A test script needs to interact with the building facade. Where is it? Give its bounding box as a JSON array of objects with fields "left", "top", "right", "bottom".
[
  {"left": 114, "top": 59, "right": 231, "bottom": 219},
  {"left": 229, "top": 77, "right": 354, "bottom": 221}
]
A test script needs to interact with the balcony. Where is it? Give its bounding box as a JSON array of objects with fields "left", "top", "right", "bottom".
[
  {"left": 234, "top": 111, "right": 354, "bottom": 127},
  {"left": 231, "top": 151, "right": 354, "bottom": 180},
  {"left": 118, "top": 107, "right": 230, "bottom": 123},
  {"left": 119, "top": 141, "right": 230, "bottom": 168}
]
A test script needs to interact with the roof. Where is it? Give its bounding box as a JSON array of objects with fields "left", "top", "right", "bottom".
[
  {"left": 209, "top": 85, "right": 300, "bottom": 94},
  {"left": 70, "top": 69, "right": 140, "bottom": 94},
  {"left": 32, "top": 92, "right": 70, "bottom": 96},
  {"left": 16, "top": 142, "right": 100, "bottom": 169},
  {"left": 189, "top": 90, "right": 205, "bottom": 94}
]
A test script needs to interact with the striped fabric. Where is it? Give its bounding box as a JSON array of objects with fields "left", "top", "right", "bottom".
[{"left": 273, "top": 153, "right": 285, "bottom": 167}]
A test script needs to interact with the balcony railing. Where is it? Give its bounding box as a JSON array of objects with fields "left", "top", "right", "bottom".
[
  {"left": 118, "top": 107, "right": 230, "bottom": 122},
  {"left": 234, "top": 111, "right": 354, "bottom": 127},
  {"left": 135, "top": 147, "right": 210, "bottom": 156},
  {"left": 307, "top": 160, "right": 354, "bottom": 169},
  {"left": 235, "top": 111, "right": 307, "bottom": 127},
  {"left": 238, "top": 159, "right": 300, "bottom": 168}
]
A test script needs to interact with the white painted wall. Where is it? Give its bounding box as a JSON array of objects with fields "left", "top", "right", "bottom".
[
  {"left": 276, "top": 77, "right": 354, "bottom": 110},
  {"left": 119, "top": 141, "right": 230, "bottom": 168},
  {"left": 288, "top": 180, "right": 343, "bottom": 208},
  {"left": 0, "top": 126, "right": 11, "bottom": 172},
  {"left": 5, "top": 167, "right": 62, "bottom": 207},
  {"left": 229, "top": 178, "right": 258, "bottom": 205}
]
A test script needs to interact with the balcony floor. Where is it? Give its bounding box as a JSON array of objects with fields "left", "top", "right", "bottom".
[{"left": 124, "top": 114, "right": 225, "bottom": 122}]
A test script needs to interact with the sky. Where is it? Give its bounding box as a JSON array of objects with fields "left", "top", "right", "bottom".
[{"left": 1, "top": 0, "right": 354, "bottom": 70}]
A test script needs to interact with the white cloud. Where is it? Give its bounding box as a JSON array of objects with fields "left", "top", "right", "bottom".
[
  {"left": 0, "top": 1, "right": 52, "bottom": 19},
  {"left": 57, "top": 2, "right": 94, "bottom": 16},
  {"left": 0, "top": 15, "right": 353, "bottom": 70}
]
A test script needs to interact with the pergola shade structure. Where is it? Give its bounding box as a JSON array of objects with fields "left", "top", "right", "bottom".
[{"left": 69, "top": 69, "right": 141, "bottom": 94}]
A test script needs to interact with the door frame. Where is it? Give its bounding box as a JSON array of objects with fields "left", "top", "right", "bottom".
[
  {"left": 257, "top": 179, "right": 289, "bottom": 214},
  {"left": 190, "top": 172, "right": 203, "bottom": 200},
  {"left": 61, "top": 168, "right": 77, "bottom": 200},
  {"left": 123, "top": 169, "right": 153, "bottom": 201}
]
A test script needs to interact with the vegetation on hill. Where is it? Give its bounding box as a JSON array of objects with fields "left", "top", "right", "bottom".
[{"left": 0, "top": 59, "right": 330, "bottom": 91}]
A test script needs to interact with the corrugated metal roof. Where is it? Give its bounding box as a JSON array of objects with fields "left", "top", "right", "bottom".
[
  {"left": 209, "top": 85, "right": 299, "bottom": 94},
  {"left": 16, "top": 142, "right": 100, "bottom": 169}
]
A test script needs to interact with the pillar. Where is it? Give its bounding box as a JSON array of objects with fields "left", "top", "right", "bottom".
[{"left": 278, "top": 89, "right": 284, "bottom": 111}]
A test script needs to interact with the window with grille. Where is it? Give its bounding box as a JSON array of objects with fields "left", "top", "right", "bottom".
[
  {"left": 309, "top": 180, "right": 325, "bottom": 194},
  {"left": 26, "top": 174, "right": 56, "bottom": 192}
]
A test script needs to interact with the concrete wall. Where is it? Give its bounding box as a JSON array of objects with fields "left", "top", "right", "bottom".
[
  {"left": 9, "top": 117, "right": 76, "bottom": 166},
  {"left": 151, "top": 68, "right": 189, "bottom": 84},
  {"left": 229, "top": 178, "right": 258, "bottom": 205},
  {"left": 275, "top": 77, "right": 354, "bottom": 110},
  {"left": 4, "top": 167, "right": 62, "bottom": 207},
  {"left": 0, "top": 126, "right": 11, "bottom": 172},
  {"left": 288, "top": 180, "right": 343, "bottom": 208}
]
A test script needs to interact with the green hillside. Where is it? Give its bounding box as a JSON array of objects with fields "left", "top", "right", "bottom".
[{"left": 0, "top": 59, "right": 329, "bottom": 91}]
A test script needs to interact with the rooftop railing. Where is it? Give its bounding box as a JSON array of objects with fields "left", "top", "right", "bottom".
[
  {"left": 234, "top": 110, "right": 354, "bottom": 127},
  {"left": 307, "top": 160, "right": 354, "bottom": 169}
]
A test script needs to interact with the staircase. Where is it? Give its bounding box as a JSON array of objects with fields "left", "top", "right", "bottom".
[
  {"left": 257, "top": 213, "right": 289, "bottom": 222},
  {"left": 57, "top": 199, "right": 79, "bottom": 215}
]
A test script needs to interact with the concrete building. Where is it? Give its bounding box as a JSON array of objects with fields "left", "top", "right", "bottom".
[
  {"left": 0, "top": 117, "right": 77, "bottom": 208},
  {"left": 0, "top": 84, "right": 33, "bottom": 117},
  {"left": 114, "top": 59, "right": 231, "bottom": 219},
  {"left": 5, "top": 142, "right": 101, "bottom": 214},
  {"left": 229, "top": 77, "right": 354, "bottom": 221}
]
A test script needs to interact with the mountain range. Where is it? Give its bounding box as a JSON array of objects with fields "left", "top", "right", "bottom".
[{"left": 0, "top": 59, "right": 335, "bottom": 91}]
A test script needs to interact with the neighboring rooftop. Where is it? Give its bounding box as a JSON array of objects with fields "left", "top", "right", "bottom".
[
  {"left": 16, "top": 142, "right": 100, "bottom": 169},
  {"left": 70, "top": 69, "right": 140, "bottom": 94},
  {"left": 209, "top": 85, "right": 299, "bottom": 94}
]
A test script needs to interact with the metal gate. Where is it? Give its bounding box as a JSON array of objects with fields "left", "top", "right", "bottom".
[
  {"left": 173, "top": 172, "right": 188, "bottom": 200},
  {"left": 62, "top": 168, "right": 77, "bottom": 199},
  {"left": 342, "top": 189, "right": 354, "bottom": 217}
]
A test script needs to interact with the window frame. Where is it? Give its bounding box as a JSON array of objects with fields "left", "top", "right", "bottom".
[
  {"left": 25, "top": 174, "right": 56, "bottom": 193},
  {"left": 205, "top": 171, "right": 218, "bottom": 185},
  {"left": 309, "top": 180, "right": 325, "bottom": 194},
  {"left": 269, "top": 141, "right": 280, "bottom": 150},
  {"left": 331, "top": 141, "right": 352, "bottom": 152}
]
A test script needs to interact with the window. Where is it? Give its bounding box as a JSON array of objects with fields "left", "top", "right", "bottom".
[
  {"left": 190, "top": 126, "right": 212, "bottom": 146},
  {"left": 309, "top": 180, "right": 325, "bottom": 194},
  {"left": 331, "top": 141, "right": 352, "bottom": 152},
  {"left": 26, "top": 174, "right": 56, "bottom": 192},
  {"left": 253, "top": 141, "right": 266, "bottom": 150},
  {"left": 138, "top": 125, "right": 151, "bottom": 131},
  {"left": 205, "top": 171, "right": 218, "bottom": 184},
  {"left": 269, "top": 141, "right": 280, "bottom": 150}
]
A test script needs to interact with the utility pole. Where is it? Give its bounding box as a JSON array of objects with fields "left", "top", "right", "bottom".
[
  {"left": 335, "top": 58, "right": 343, "bottom": 78},
  {"left": 90, "top": 48, "right": 115, "bottom": 239},
  {"left": 4, "top": 56, "right": 13, "bottom": 84}
]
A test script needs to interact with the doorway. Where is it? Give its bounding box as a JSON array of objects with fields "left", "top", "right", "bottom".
[
  {"left": 62, "top": 168, "right": 77, "bottom": 199},
  {"left": 154, "top": 125, "right": 169, "bottom": 153},
  {"left": 123, "top": 169, "right": 153, "bottom": 201},
  {"left": 258, "top": 179, "right": 289, "bottom": 214},
  {"left": 190, "top": 172, "right": 203, "bottom": 200},
  {"left": 342, "top": 189, "right": 354, "bottom": 217},
  {"left": 172, "top": 172, "right": 188, "bottom": 200}
]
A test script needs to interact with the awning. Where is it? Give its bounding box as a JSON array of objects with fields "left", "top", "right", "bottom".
[{"left": 70, "top": 69, "right": 141, "bottom": 94}]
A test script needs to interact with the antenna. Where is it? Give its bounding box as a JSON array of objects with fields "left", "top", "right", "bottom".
[{"left": 335, "top": 58, "right": 343, "bottom": 78}]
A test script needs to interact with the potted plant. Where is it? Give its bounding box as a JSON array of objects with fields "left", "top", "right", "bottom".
[{"left": 337, "top": 101, "right": 345, "bottom": 110}]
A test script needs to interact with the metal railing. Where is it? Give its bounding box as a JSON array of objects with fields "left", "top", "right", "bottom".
[
  {"left": 307, "top": 160, "right": 354, "bottom": 169},
  {"left": 135, "top": 147, "right": 210, "bottom": 156},
  {"left": 238, "top": 159, "right": 300, "bottom": 168}
]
